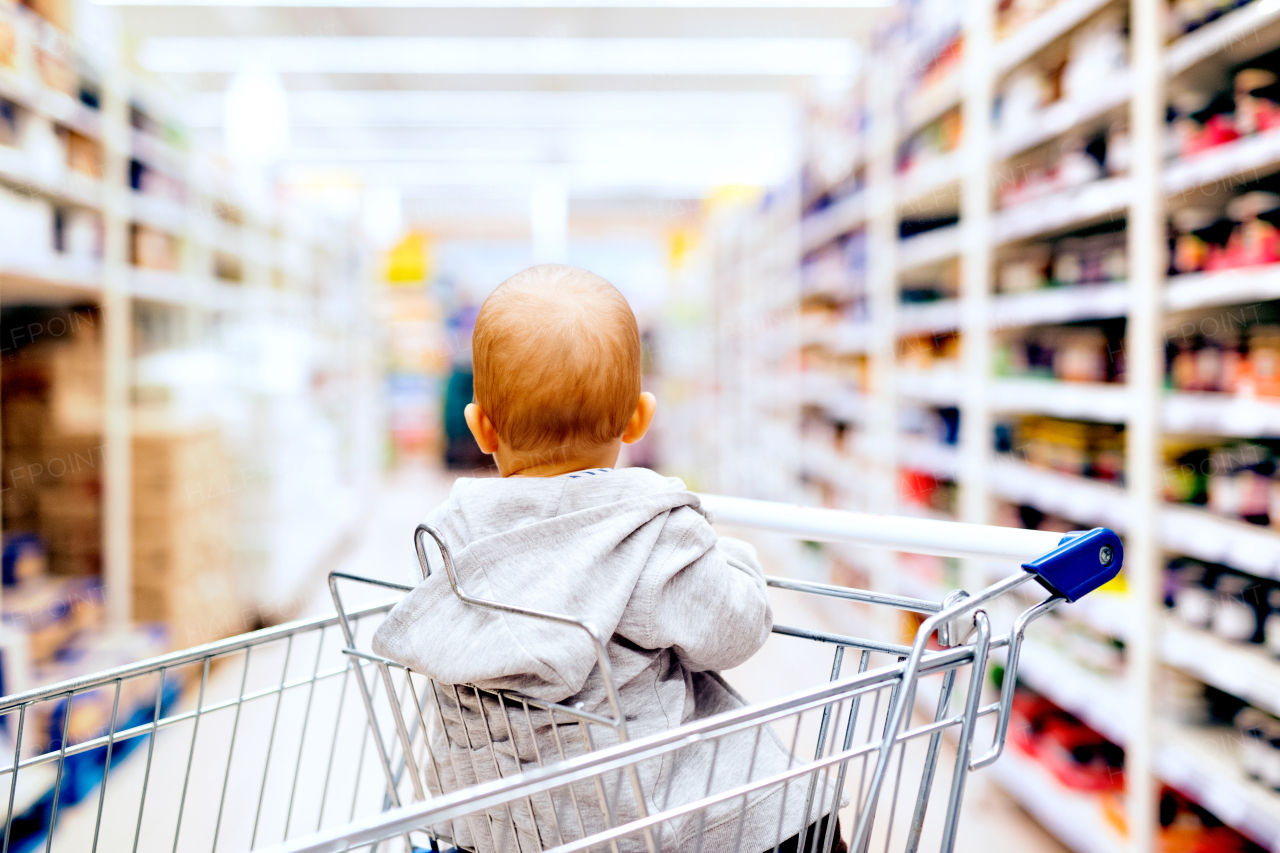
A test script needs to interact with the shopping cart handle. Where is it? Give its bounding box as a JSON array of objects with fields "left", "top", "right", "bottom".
[{"left": 1021, "top": 528, "right": 1123, "bottom": 602}]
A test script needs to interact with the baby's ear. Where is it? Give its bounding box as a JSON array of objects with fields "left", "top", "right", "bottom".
[
  {"left": 465, "top": 403, "right": 501, "bottom": 453},
  {"left": 622, "top": 392, "right": 657, "bottom": 444}
]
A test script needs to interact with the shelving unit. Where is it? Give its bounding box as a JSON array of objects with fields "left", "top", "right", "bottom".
[
  {"left": 0, "top": 1, "right": 373, "bottom": 640},
  {"left": 712, "top": 0, "right": 1280, "bottom": 850}
]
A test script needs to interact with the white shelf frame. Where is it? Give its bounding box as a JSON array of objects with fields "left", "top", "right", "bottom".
[{"left": 0, "top": 7, "right": 373, "bottom": 625}]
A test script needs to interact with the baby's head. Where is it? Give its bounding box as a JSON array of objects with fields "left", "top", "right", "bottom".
[{"left": 465, "top": 264, "right": 656, "bottom": 476}]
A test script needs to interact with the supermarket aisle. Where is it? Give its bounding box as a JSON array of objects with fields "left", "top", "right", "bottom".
[{"left": 300, "top": 463, "right": 470, "bottom": 614}]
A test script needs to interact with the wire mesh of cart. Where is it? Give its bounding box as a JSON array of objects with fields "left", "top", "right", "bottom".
[{"left": 0, "top": 495, "right": 1122, "bottom": 853}]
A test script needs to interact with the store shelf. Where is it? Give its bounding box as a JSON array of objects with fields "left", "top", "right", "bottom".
[
  {"left": 1157, "top": 724, "right": 1280, "bottom": 852},
  {"left": 897, "top": 436, "right": 959, "bottom": 480},
  {"left": 1165, "top": 266, "right": 1280, "bottom": 313},
  {"left": 130, "top": 193, "right": 188, "bottom": 234},
  {"left": 989, "top": 378, "right": 1129, "bottom": 422},
  {"left": 1021, "top": 621, "right": 1280, "bottom": 852},
  {"left": 898, "top": 366, "right": 962, "bottom": 405},
  {"left": 131, "top": 130, "right": 189, "bottom": 178},
  {"left": 798, "top": 437, "right": 859, "bottom": 489},
  {"left": 990, "top": 457, "right": 1129, "bottom": 531},
  {"left": 898, "top": 225, "right": 961, "bottom": 273},
  {"left": 994, "top": 0, "right": 1118, "bottom": 75},
  {"left": 0, "top": 258, "right": 102, "bottom": 304},
  {"left": 0, "top": 146, "right": 104, "bottom": 210},
  {"left": 797, "top": 372, "right": 868, "bottom": 424},
  {"left": 994, "top": 82, "right": 1131, "bottom": 163},
  {"left": 990, "top": 282, "right": 1129, "bottom": 329},
  {"left": 1164, "top": 392, "right": 1280, "bottom": 437},
  {"left": 830, "top": 320, "right": 871, "bottom": 355},
  {"left": 898, "top": 152, "right": 962, "bottom": 217},
  {"left": 1165, "top": 128, "right": 1280, "bottom": 198},
  {"left": 1166, "top": 0, "right": 1280, "bottom": 78},
  {"left": 989, "top": 456, "right": 1280, "bottom": 578},
  {"left": 901, "top": 72, "right": 961, "bottom": 142},
  {"left": 1160, "top": 503, "right": 1280, "bottom": 582},
  {"left": 992, "top": 178, "right": 1130, "bottom": 245},
  {"left": 1163, "top": 621, "right": 1280, "bottom": 719},
  {"left": 1017, "top": 638, "right": 1128, "bottom": 744},
  {"left": 0, "top": 69, "right": 102, "bottom": 141},
  {"left": 898, "top": 299, "right": 960, "bottom": 335},
  {"left": 800, "top": 192, "right": 866, "bottom": 255},
  {"left": 989, "top": 748, "right": 1128, "bottom": 853}
]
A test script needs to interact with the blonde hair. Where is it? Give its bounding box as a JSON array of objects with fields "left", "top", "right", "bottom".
[{"left": 473, "top": 265, "right": 641, "bottom": 455}]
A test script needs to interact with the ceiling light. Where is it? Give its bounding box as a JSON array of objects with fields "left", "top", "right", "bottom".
[
  {"left": 138, "top": 36, "right": 860, "bottom": 78},
  {"left": 186, "top": 90, "right": 799, "bottom": 129}
]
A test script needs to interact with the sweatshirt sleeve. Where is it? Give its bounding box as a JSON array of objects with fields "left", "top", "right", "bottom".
[{"left": 622, "top": 512, "right": 773, "bottom": 673}]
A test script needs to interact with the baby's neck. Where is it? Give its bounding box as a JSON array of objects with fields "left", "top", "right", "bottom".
[{"left": 496, "top": 440, "right": 622, "bottom": 477}]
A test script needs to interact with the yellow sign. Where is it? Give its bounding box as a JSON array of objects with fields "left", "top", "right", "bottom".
[{"left": 386, "top": 232, "right": 431, "bottom": 285}]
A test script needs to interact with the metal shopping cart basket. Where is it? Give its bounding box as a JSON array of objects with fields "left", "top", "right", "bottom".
[{"left": 0, "top": 495, "right": 1121, "bottom": 853}]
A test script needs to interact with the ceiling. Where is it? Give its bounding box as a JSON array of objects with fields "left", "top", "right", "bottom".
[{"left": 103, "top": 1, "right": 885, "bottom": 238}]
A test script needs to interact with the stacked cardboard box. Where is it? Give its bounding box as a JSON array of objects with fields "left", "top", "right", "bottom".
[
  {"left": 1, "top": 308, "right": 245, "bottom": 648},
  {"left": 132, "top": 426, "right": 246, "bottom": 647}
]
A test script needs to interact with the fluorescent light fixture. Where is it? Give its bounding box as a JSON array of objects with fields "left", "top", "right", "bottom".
[
  {"left": 138, "top": 36, "right": 859, "bottom": 77},
  {"left": 104, "top": 0, "right": 887, "bottom": 7},
  {"left": 223, "top": 68, "right": 289, "bottom": 164},
  {"left": 187, "top": 90, "right": 799, "bottom": 129},
  {"left": 278, "top": 141, "right": 796, "bottom": 194}
]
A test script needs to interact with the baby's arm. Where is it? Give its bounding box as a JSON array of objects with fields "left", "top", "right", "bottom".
[{"left": 624, "top": 513, "right": 772, "bottom": 672}]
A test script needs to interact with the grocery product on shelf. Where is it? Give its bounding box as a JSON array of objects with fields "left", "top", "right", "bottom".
[
  {"left": 1101, "top": 786, "right": 1264, "bottom": 853},
  {"left": 1167, "top": 557, "right": 1269, "bottom": 642},
  {"left": 802, "top": 90, "right": 866, "bottom": 201},
  {"left": 1009, "top": 687, "right": 1125, "bottom": 791},
  {"left": 801, "top": 230, "right": 867, "bottom": 306},
  {"left": 1168, "top": 0, "right": 1259, "bottom": 36},
  {"left": 1161, "top": 438, "right": 1280, "bottom": 526},
  {"left": 897, "top": 108, "right": 962, "bottom": 180},
  {"left": 996, "top": 318, "right": 1126, "bottom": 382},
  {"left": 1039, "top": 239, "right": 1119, "bottom": 294},
  {"left": 1062, "top": 11, "right": 1129, "bottom": 104},
  {"left": 996, "top": 0, "right": 1058, "bottom": 40},
  {"left": 899, "top": 468, "right": 957, "bottom": 516},
  {"left": 997, "top": 125, "right": 1125, "bottom": 209},
  {"left": 129, "top": 223, "right": 180, "bottom": 272},
  {"left": 1168, "top": 57, "right": 1280, "bottom": 159},
  {"left": 898, "top": 329, "right": 960, "bottom": 369},
  {"left": 998, "top": 415, "right": 1126, "bottom": 481},
  {"left": 1169, "top": 192, "right": 1280, "bottom": 273}
]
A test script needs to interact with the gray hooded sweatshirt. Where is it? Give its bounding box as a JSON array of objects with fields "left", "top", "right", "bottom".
[{"left": 371, "top": 467, "right": 834, "bottom": 853}]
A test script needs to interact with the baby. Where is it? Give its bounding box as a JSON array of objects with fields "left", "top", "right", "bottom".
[{"left": 372, "top": 265, "right": 843, "bottom": 853}]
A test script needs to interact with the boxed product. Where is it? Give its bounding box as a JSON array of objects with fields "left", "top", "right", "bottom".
[
  {"left": 65, "top": 131, "right": 100, "bottom": 179},
  {"left": 0, "top": 5, "right": 15, "bottom": 71},
  {"left": 1, "top": 574, "right": 102, "bottom": 662},
  {"left": 1013, "top": 416, "right": 1125, "bottom": 481},
  {"left": 130, "top": 224, "right": 180, "bottom": 271}
]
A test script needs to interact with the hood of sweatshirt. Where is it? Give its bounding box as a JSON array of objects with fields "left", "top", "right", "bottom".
[{"left": 370, "top": 467, "right": 709, "bottom": 702}]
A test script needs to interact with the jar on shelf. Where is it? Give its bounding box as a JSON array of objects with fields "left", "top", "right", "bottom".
[
  {"left": 1212, "top": 573, "right": 1261, "bottom": 643},
  {"left": 1265, "top": 588, "right": 1280, "bottom": 657},
  {"left": 1237, "top": 708, "right": 1280, "bottom": 790},
  {"left": 1169, "top": 560, "right": 1214, "bottom": 628}
]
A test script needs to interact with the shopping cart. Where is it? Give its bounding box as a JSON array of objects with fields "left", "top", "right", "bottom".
[{"left": 0, "top": 495, "right": 1121, "bottom": 853}]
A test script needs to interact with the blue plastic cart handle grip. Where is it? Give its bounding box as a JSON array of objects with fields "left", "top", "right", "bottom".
[{"left": 1021, "top": 528, "right": 1123, "bottom": 602}]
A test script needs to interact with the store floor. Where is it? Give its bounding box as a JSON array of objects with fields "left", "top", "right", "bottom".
[{"left": 309, "top": 464, "right": 1072, "bottom": 853}]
